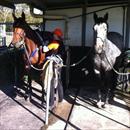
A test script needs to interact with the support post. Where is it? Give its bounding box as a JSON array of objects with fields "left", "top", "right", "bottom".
[
  {"left": 42, "top": 11, "right": 46, "bottom": 31},
  {"left": 81, "top": 4, "right": 87, "bottom": 46},
  {"left": 125, "top": 1, "right": 130, "bottom": 48}
]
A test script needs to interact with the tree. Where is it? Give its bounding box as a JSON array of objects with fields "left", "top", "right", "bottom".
[
  {"left": 14, "top": 4, "right": 43, "bottom": 23},
  {"left": 0, "top": 6, "right": 12, "bottom": 23},
  {"left": 0, "top": 6, "right": 12, "bottom": 45}
]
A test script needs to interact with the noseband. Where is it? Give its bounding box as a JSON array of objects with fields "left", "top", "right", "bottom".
[{"left": 96, "top": 36, "right": 105, "bottom": 44}]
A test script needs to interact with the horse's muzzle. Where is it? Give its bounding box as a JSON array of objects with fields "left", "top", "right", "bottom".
[{"left": 10, "top": 40, "right": 24, "bottom": 49}]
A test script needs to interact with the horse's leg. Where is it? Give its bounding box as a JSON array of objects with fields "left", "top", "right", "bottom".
[
  {"left": 94, "top": 70, "right": 103, "bottom": 108},
  {"left": 41, "top": 85, "right": 45, "bottom": 105},
  {"left": 22, "top": 69, "right": 32, "bottom": 100},
  {"left": 103, "top": 71, "right": 115, "bottom": 107},
  {"left": 22, "top": 74, "right": 29, "bottom": 100},
  {"left": 41, "top": 69, "right": 46, "bottom": 105},
  {"left": 28, "top": 72, "right": 32, "bottom": 101},
  {"left": 97, "top": 89, "right": 103, "bottom": 108},
  {"left": 103, "top": 87, "right": 111, "bottom": 108},
  {"left": 14, "top": 53, "right": 25, "bottom": 96}
]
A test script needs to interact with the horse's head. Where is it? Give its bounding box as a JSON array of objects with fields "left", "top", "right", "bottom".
[
  {"left": 11, "top": 12, "right": 27, "bottom": 48},
  {"left": 93, "top": 13, "right": 108, "bottom": 54},
  {"left": 10, "top": 12, "right": 46, "bottom": 66}
]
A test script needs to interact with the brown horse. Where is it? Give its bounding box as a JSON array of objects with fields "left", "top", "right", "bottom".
[{"left": 10, "top": 12, "right": 64, "bottom": 109}]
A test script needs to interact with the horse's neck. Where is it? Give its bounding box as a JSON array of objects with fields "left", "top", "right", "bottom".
[
  {"left": 24, "top": 37, "right": 37, "bottom": 53},
  {"left": 24, "top": 27, "right": 41, "bottom": 47}
]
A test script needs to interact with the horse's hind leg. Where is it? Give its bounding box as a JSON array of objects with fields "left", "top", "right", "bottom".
[
  {"left": 28, "top": 74, "right": 32, "bottom": 101},
  {"left": 24, "top": 72, "right": 32, "bottom": 101},
  {"left": 102, "top": 88, "right": 111, "bottom": 108},
  {"left": 41, "top": 85, "right": 45, "bottom": 105},
  {"left": 97, "top": 89, "right": 104, "bottom": 108},
  {"left": 103, "top": 71, "right": 115, "bottom": 107}
]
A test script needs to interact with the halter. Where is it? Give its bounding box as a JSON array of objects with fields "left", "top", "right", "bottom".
[
  {"left": 96, "top": 36, "right": 105, "bottom": 44},
  {"left": 94, "top": 36, "right": 106, "bottom": 55}
]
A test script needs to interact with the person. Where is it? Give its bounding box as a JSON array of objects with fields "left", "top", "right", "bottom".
[{"left": 43, "top": 28, "right": 65, "bottom": 59}]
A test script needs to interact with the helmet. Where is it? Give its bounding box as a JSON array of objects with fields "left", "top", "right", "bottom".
[{"left": 53, "top": 28, "right": 63, "bottom": 37}]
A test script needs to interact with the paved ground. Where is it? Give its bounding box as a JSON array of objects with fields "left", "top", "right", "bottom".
[{"left": 0, "top": 83, "right": 130, "bottom": 130}]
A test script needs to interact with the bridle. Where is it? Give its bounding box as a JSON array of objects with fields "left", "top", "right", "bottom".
[{"left": 94, "top": 36, "right": 106, "bottom": 55}]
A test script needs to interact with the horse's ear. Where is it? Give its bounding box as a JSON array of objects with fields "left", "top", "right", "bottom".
[
  {"left": 21, "top": 12, "right": 25, "bottom": 20},
  {"left": 93, "top": 13, "right": 98, "bottom": 23},
  {"left": 12, "top": 13, "right": 17, "bottom": 21},
  {"left": 104, "top": 13, "right": 108, "bottom": 21}
]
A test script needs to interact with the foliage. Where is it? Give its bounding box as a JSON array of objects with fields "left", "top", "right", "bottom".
[{"left": 0, "top": 4, "right": 43, "bottom": 23}]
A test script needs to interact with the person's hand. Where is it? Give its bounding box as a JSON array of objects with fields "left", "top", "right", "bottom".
[{"left": 43, "top": 45, "right": 49, "bottom": 52}]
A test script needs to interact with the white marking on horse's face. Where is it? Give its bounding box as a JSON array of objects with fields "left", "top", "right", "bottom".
[
  {"left": 94, "top": 23, "right": 107, "bottom": 53},
  {"left": 94, "top": 23, "right": 107, "bottom": 40}
]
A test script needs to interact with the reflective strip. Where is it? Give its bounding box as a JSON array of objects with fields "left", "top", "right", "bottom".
[{"left": 29, "top": 48, "right": 39, "bottom": 59}]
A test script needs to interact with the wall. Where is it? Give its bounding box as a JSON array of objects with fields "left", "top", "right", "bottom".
[
  {"left": 45, "top": 5, "right": 125, "bottom": 47},
  {"left": 45, "top": 8, "right": 82, "bottom": 46}
]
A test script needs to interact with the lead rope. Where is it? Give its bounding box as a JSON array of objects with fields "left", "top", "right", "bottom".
[
  {"left": 104, "top": 53, "right": 130, "bottom": 75},
  {"left": 23, "top": 43, "right": 92, "bottom": 71},
  {"left": 62, "top": 46, "right": 93, "bottom": 68}
]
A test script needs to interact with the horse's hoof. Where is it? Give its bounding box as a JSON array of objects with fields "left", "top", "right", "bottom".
[
  {"left": 50, "top": 105, "right": 56, "bottom": 112},
  {"left": 102, "top": 103, "right": 106, "bottom": 108},
  {"left": 24, "top": 95, "right": 29, "bottom": 101},
  {"left": 40, "top": 124, "right": 48, "bottom": 130},
  {"left": 96, "top": 101, "right": 104, "bottom": 108},
  {"left": 102, "top": 103, "right": 109, "bottom": 108}
]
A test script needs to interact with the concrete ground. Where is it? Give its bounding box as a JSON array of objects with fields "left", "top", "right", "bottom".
[{"left": 0, "top": 83, "right": 130, "bottom": 130}]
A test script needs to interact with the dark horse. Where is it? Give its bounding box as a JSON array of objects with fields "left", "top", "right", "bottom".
[
  {"left": 93, "top": 12, "right": 123, "bottom": 108},
  {"left": 10, "top": 12, "right": 65, "bottom": 112}
]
